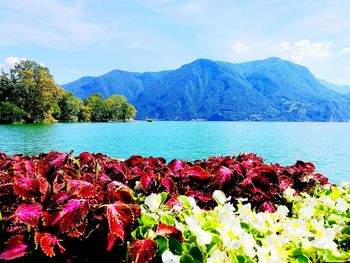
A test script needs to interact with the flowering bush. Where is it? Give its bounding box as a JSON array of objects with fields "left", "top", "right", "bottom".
[
  {"left": 136, "top": 185, "right": 350, "bottom": 263},
  {"left": 0, "top": 151, "right": 347, "bottom": 262}
]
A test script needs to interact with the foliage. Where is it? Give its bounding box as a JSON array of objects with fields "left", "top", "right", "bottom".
[
  {"left": 0, "top": 60, "right": 137, "bottom": 124},
  {"left": 0, "top": 101, "right": 27, "bottom": 124},
  {"left": 84, "top": 93, "right": 137, "bottom": 122},
  {"left": 58, "top": 92, "right": 83, "bottom": 122},
  {"left": 0, "top": 60, "right": 63, "bottom": 123},
  {"left": 136, "top": 186, "right": 350, "bottom": 262},
  {"left": 0, "top": 151, "right": 348, "bottom": 262}
]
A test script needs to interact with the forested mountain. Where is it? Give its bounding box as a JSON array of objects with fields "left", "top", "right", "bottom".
[{"left": 63, "top": 58, "right": 350, "bottom": 121}]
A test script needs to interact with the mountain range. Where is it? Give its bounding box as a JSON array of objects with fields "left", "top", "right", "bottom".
[{"left": 63, "top": 57, "right": 350, "bottom": 121}]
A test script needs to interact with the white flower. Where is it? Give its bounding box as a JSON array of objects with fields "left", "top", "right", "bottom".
[
  {"left": 283, "top": 187, "right": 296, "bottom": 202},
  {"left": 276, "top": 205, "right": 289, "bottom": 218},
  {"left": 144, "top": 193, "right": 162, "bottom": 211},
  {"left": 174, "top": 220, "right": 184, "bottom": 232},
  {"left": 241, "top": 233, "right": 256, "bottom": 258},
  {"left": 336, "top": 197, "right": 348, "bottom": 212},
  {"left": 187, "top": 196, "right": 197, "bottom": 208},
  {"left": 207, "top": 249, "right": 229, "bottom": 263},
  {"left": 134, "top": 181, "right": 142, "bottom": 190},
  {"left": 284, "top": 219, "right": 312, "bottom": 240},
  {"left": 162, "top": 250, "right": 180, "bottom": 263},
  {"left": 213, "top": 190, "right": 227, "bottom": 204},
  {"left": 197, "top": 230, "right": 212, "bottom": 246},
  {"left": 217, "top": 203, "right": 235, "bottom": 222},
  {"left": 319, "top": 196, "right": 335, "bottom": 207},
  {"left": 299, "top": 205, "right": 314, "bottom": 220},
  {"left": 231, "top": 239, "right": 241, "bottom": 249}
]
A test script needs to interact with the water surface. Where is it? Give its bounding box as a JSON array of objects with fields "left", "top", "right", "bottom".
[{"left": 0, "top": 122, "right": 349, "bottom": 183}]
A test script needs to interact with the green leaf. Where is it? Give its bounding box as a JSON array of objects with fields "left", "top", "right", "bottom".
[
  {"left": 178, "top": 196, "right": 192, "bottom": 209},
  {"left": 140, "top": 213, "right": 158, "bottom": 226},
  {"left": 160, "top": 192, "right": 168, "bottom": 204},
  {"left": 240, "top": 222, "right": 250, "bottom": 230},
  {"left": 154, "top": 236, "right": 169, "bottom": 255},
  {"left": 236, "top": 255, "right": 246, "bottom": 263},
  {"left": 131, "top": 226, "right": 150, "bottom": 239},
  {"left": 297, "top": 255, "right": 309, "bottom": 263},
  {"left": 180, "top": 254, "right": 196, "bottom": 263},
  {"left": 189, "top": 246, "right": 203, "bottom": 262},
  {"left": 160, "top": 214, "right": 175, "bottom": 226},
  {"left": 169, "top": 237, "right": 183, "bottom": 255}
]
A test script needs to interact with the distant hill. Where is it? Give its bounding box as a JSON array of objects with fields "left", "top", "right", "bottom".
[
  {"left": 318, "top": 79, "right": 350, "bottom": 95},
  {"left": 63, "top": 58, "right": 350, "bottom": 121}
]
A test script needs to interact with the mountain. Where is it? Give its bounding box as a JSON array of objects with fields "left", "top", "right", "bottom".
[
  {"left": 318, "top": 79, "right": 350, "bottom": 95},
  {"left": 63, "top": 58, "right": 350, "bottom": 121}
]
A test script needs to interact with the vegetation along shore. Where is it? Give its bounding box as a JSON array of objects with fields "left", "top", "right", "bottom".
[
  {"left": 0, "top": 151, "right": 349, "bottom": 262},
  {"left": 0, "top": 60, "right": 136, "bottom": 124}
]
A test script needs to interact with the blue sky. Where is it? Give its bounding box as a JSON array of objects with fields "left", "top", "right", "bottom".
[{"left": 0, "top": 0, "right": 349, "bottom": 85}]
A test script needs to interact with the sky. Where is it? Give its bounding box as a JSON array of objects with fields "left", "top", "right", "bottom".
[{"left": 0, "top": 0, "right": 349, "bottom": 85}]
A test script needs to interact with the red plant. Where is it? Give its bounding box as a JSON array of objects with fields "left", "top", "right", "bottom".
[{"left": 0, "top": 151, "right": 330, "bottom": 261}]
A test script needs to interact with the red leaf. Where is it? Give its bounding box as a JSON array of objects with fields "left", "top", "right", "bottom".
[
  {"left": 181, "top": 166, "right": 212, "bottom": 180},
  {"left": 35, "top": 232, "right": 65, "bottom": 257},
  {"left": 107, "top": 181, "right": 134, "bottom": 203},
  {"left": 68, "top": 180, "right": 96, "bottom": 198},
  {"left": 129, "top": 239, "right": 157, "bottom": 263},
  {"left": 209, "top": 166, "right": 235, "bottom": 190},
  {"left": 258, "top": 201, "right": 276, "bottom": 213},
  {"left": 106, "top": 233, "right": 117, "bottom": 251},
  {"left": 278, "top": 175, "right": 294, "bottom": 191},
  {"left": 106, "top": 203, "right": 141, "bottom": 242},
  {"left": 15, "top": 203, "right": 42, "bottom": 227},
  {"left": 0, "top": 235, "right": 27, "bottom": 260},
  {"left": 167, "top": 159, "right": 187, "bottom": 173},
  {"left": 12, "top": 175, "right": 49, "bottom": 199},
  {"left": 164, "top": 195, "right": 183, "bottom": 209},
  {"left": 78, "top": 152, "right": 94, "bottom": 167},
  {"left": 140, "top": 174, "right": 153, "bottom": 192},
  {"left": 52, "top": 199, "right": 89, "bottom": 233},
  {"left": 156, "top": 223, "right": 184, "bottom": 241},
  {"left": 161, "top": 177, "right": 177, "bottom": 194},
  {"left": 52, "top": 192, "right": 69, "bottom": 204}
]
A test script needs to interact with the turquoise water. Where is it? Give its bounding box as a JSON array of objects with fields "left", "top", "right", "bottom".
[{"left": 0, "top": 122, "right": 349, "bottom": 183}]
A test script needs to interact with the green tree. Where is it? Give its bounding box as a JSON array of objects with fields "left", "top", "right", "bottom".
[
  {"left": 120, "top": 102, "right": 137, "bottom": 121},
  {"left": 84, "top": 93, "right": 108, "bottom": 122},
  {"left": 105, "top": 95, "right": 126, "bottom": 120},
  {"left": 78, "top": 105, "right": 92, "bottom": 122},
  {"left": 8, "top": 60, "right": 63, "bottom": 123},
  {"left": 58, "top": 91, "right": 83, "bottom": 122},
  {"left": 0, "top": 101, "right": 27, "bottom": 124},
  {"left": 0, "top": 72, "right": 14, "bottom": 102}
]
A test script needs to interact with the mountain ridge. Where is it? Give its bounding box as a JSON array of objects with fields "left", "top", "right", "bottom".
[{"left": 63, "top": 58, "right": 350, "bottom": 121}]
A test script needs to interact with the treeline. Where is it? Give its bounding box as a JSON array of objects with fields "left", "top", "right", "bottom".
[{"left": 0, "top": 60, "right": 136, "bottom": 124}]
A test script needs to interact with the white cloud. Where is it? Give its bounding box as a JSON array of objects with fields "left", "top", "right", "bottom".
[
  {"left": 0, "top": 0, "right": 106, "bottom": 49},
  {"left": 231, "top": 41, "right": 249, "bottom": 55},
  {"left": 275, "top": 40, "right": 332, "bottom": 63},
  {"left": 0, "top": 56, "right": 27, "bottom": 71},
  {"left": 339, "top": 47, "right": 350, "bottom": 54},
  {"left": 274, "top": 41, "right": 292, "bottom": 50}
]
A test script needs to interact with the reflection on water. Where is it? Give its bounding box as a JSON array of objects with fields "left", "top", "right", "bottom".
[{"left": 0, "top": 122, "right": 349, "bottom": 183}]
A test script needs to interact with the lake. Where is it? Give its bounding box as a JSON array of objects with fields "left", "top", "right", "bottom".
[{"left": 0, "top": 122, "right": 349, "bottom": 184}]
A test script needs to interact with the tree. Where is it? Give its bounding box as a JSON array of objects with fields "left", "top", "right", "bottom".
[
  {"left": 105, "top": 95, "right": 126, "bottom": 120},
  {"left": 84, "top": 93, "right": 108, "bottom": 122},
  {"left": 0, "top": 101, "right": 27, "bottom": 124},
  {"left": 58, "top": 92, "right": 83, "bottom": 122},
  {"left": 78, "top": 105, "right": 92, "bottom": 122},
  {"left": 120, "top": 102, "right": 137, "bottom": 121},
  {"left": 0, "top": 72, "right": 14, "bottom": 102},
  {"left": 7, "top": 60, "right": 63, "bottom": 123}
]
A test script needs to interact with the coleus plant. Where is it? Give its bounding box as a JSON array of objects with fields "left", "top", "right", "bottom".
[{"left": 0, "top": 151, "right": 330, "bottom": 262}]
